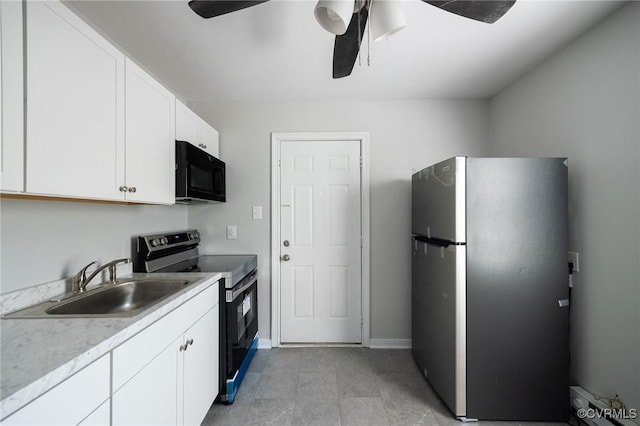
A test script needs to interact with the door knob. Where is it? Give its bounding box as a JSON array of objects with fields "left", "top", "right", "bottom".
[{"left": 281, "top": 254, "right": 290, "bottom": 262}]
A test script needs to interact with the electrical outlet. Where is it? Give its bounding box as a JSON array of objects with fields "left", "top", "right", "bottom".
[
  {"left": 568, "top": 251, "right": 579, "bottom": 273},
  {"left": 227, "top": 225, "right": 237, "bottom": 240}
]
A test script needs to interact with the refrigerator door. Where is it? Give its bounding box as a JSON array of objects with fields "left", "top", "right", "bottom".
[
  {"left": 411, "top": 238, "right": 466, "bottom": 417},
  {"left": 412, "top": 156, "right": 466, "bottom": 243},
  {"left": 465, "top": 157, "right": 569, "bottom": 420}
]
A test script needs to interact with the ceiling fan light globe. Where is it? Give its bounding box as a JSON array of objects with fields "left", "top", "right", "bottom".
[
  {"left": 314, "top": 0, "right": 356, "bottom": 35},
  {"left": 327, "top": 9, "right": 340, "bottom": 21},
  {"left": 371, "top": 0, "right": 407, "bottom": 42}
]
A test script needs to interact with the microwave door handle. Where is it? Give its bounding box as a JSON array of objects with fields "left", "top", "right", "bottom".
[{"left": 226, "top": 276, "right": 258, "bottom": 303}]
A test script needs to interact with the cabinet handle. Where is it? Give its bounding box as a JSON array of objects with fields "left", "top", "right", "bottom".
[
  {"left": 119, "top": 186, "right": 128, "bottom": 192},
  {"left": 128, "top": 187, "right": 137, "bottom": 193},
  {"left": 180, "top": 339, "right": 194, "bottom": 352}
]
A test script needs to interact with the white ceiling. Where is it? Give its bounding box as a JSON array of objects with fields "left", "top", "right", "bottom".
[{"left": 67, "top": 0, "right": 624, "bottom": 103}]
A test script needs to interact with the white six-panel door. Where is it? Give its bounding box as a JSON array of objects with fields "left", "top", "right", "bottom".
[{"left": 279, "top": 140, "right": 362, "bottom": 343}]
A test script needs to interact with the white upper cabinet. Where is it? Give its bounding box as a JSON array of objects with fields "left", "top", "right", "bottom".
[
  {"left": 25, "top": 0, "right": 125, "bottom": 201},
  {"left": 0, "top": 0, "right": 25, "bottom": 193},
  {"left": 175, "top": 99, "right": 219, "bottom": 158},
  {"left": 124, "top": 58, "right": 175, "bottom": 204},
  {"left": 176, "top": 99, "right": 199, "bottom": 144},
  {"left": 198, "top": 121, "right": 219, "bottom": 158},
  {"left": 23, "top": 1, "right": 176, "bottom": 204}
]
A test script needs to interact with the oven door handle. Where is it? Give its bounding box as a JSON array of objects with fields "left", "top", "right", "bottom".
[{"left": 226, "top": 276, "right": 257, "bottom": 303}]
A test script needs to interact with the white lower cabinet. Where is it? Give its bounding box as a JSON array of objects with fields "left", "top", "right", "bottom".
[
  {"left": 2, "top": 355, "right": 110, "bottom": 426},
  {"left": 78, "top": 400, "right": 111, "bottom": 426},
  {"left": 111, "top": 282, "right": 219, "bottom": 425},
  {"left": 3, "top": 282, "right": 219, "bottom": 426},
  {"left": 183, "top": 305, "right": 219, "bottom": 426},
  {"left": 112, "top": 335, "right": 182, "bottom": 425}
]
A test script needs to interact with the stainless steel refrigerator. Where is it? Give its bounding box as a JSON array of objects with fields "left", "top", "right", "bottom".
[{"left": 411, "top": 156, "right": 569, "bottom": 421}]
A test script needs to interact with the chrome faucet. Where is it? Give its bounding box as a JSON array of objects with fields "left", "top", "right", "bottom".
[{"left": 73, "top": 258, "right": 132, "bottom": 292}]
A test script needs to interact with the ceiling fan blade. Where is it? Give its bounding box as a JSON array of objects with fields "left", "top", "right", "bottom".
[
  {"left": 188, "top": 0, "right": 269, "bottom": 19},
  {"left": 422, "top": 1, "right": 515, "bottom": 24},
  {"left": 333, "top": 5, "right": 369, "bottom": 79}
]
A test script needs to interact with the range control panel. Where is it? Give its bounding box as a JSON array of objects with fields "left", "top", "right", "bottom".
[{"left": 137, "top": 229, "right": 200, "bottom": 256}]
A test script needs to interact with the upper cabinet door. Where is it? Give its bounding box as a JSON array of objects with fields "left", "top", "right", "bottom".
[
  {"left": 124, "top": 58, "right": 175, "bottom": 204},
  {"left": 175, "top": 99, "right": 220, "bottom": 158},
  {"left": 1, "top": 0, "right": 25, "bottom": 193},
  {"left": 25, "top": 0, "right": 125, "bottom": 200},
  {"left": 176, "top": 99, "right": 199, "bottom": 144},
  {"left": 198, "top": 119, "right": 219, "bottom": 158}
]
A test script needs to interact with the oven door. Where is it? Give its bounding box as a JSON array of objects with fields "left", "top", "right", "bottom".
[{"left": 225, "top": 272, "right": 258, "bottom": 387}]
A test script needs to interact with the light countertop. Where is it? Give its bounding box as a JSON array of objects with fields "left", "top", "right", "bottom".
[{"left": 0, "top": 272, "right": 222, "bottom": 420}]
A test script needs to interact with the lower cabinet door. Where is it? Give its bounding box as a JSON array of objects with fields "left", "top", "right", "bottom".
[
  {"left": 78, "top": 400, "right": 110, "bottom": 425},
  {"left": 182, "top": 305, "right": 219, "bottom": 426},
  {"left": 112, "top": 335, "right": 182, "bottom": 426}
]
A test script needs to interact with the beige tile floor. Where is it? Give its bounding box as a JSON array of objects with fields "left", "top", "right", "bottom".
[{"left": 202, "top": 347, "right": 570, "bottom": 426}]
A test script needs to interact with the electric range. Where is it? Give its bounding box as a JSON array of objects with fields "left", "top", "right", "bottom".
[{"left": 134, "top": 229, "right": 258, "bottom": 404}]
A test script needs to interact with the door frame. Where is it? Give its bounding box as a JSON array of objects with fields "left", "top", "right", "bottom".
[{"left": 271, "top": 132, "right": 370, "bottom": 347}]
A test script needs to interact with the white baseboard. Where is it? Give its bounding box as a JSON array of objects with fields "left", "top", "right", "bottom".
[
  {"left": 368, "top": 339, "right": 412, "bottom": 349},
  {"left": 257, "top": 338, "right": 272, "bottom": 349}
]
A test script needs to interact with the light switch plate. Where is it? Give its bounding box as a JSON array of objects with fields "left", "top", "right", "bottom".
[
  {"left": 227, "top": 225, "right": 237, "bottom": 240},
  {"left": 252, "top": 206, "right": 263, "bottom": 220}
]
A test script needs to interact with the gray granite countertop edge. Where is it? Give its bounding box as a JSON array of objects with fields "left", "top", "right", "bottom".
[{"left": 0, "top": 272, "right": 223, "bottom": 419}]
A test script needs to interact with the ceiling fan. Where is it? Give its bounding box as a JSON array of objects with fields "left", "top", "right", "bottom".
[{"left": 188, "top": 0, "right": 516, "bottom": 79}]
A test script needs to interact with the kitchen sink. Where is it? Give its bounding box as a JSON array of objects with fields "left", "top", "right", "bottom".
[{"left": 3, "top": 279, "right": 193, "bottom": 318}]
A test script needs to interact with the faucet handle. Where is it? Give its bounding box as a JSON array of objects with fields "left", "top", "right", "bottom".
[
  {"left": 107, "top": 258, "right": 132, "bottom": 283},
  {"left": 74, "top": 261, "right": 98, "bottom": 292}
]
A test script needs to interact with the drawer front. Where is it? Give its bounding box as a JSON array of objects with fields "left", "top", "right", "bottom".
[{"left": 2, "top": 355, "right": 110, "bottom": 426}]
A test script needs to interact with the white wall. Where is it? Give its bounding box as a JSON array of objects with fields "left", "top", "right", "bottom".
[
  {"left": 489, "top": 3, "right": 639, "bottom": 414},
  {"left": 0, "top": 198, "right": 188, "bottom": 293},
  {"left": 188, "top": 99, "right": 490, "bottom": 344}
]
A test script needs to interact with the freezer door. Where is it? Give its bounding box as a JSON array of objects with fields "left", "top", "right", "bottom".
[
  {"left": 411, "top": 238, "right": 466, "bottom": 417},
  {"left": 412, "top": 157, "right": 466, "bottom": 243}
]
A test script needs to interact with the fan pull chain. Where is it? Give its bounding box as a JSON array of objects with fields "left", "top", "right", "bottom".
[
  {"left": 357, "top": 11, "right": 362, "bottom": 67},
  {"left": 367, "top": 3, "right": 371, "bottom": 67}
]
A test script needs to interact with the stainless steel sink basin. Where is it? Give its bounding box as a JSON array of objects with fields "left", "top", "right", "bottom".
[
  {"left": 3, "top": 279, "right": 192, "bottom": 318},
  {"left": 47, "top": 280, "right": 190, "bottom": 315}
]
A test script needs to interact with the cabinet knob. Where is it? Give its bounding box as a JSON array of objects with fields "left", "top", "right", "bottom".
[
  {"left": 179, "top": 344, "right": 187, "bottom": 352},
  {"left": 187, "top": 338, "right": 194, "bottom": 346},
  {"left": 128, "top": 187, "right": 137, "bottom": 193},
  {"left": 119, "top": 186, "right": 128, "bottom": 192}
]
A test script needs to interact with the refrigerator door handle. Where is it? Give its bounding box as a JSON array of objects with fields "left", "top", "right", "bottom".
[{"left": 412, "top": 235, "right": 452, "bottom": 248}]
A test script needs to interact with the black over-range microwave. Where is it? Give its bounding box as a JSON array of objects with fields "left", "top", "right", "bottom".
[{"left": 176, "top": 140, "right": 226, "bottom": 203}]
